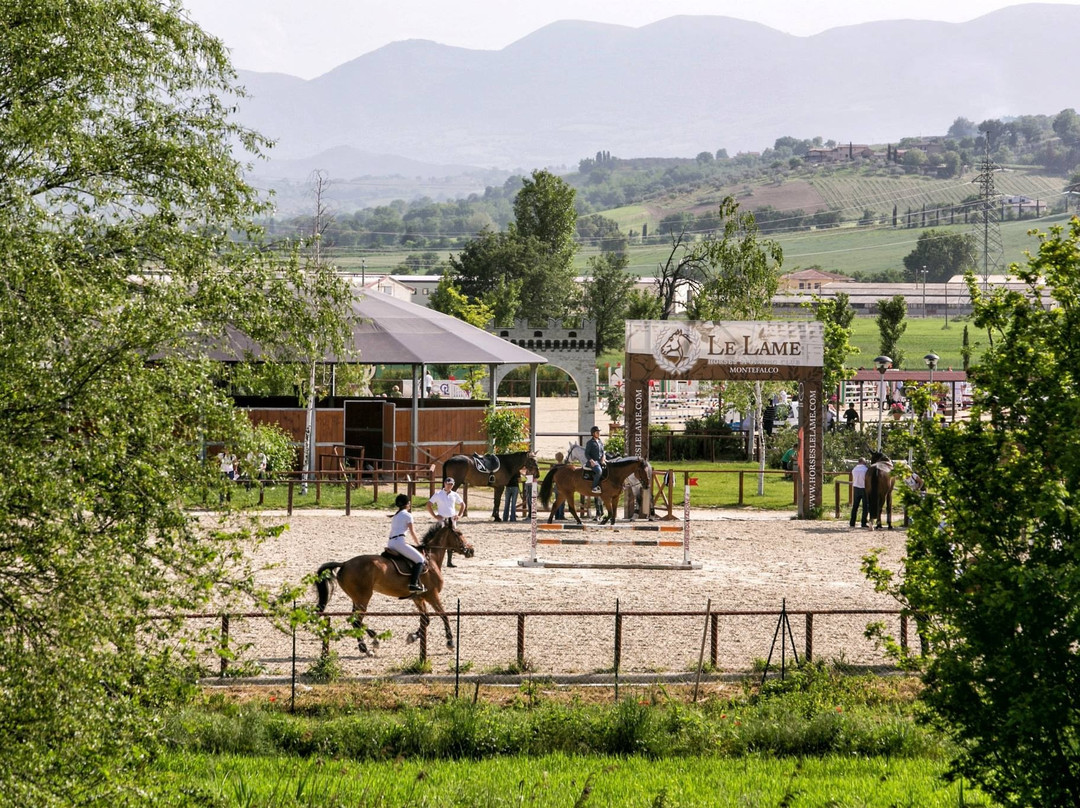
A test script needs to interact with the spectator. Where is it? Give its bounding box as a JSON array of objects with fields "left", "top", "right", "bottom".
[
  {"left": 844, "top": 403, "right": 860, "bottom": 430},
  {"left": 762, "top": 398, "right": 777, "bottom": 437},
  {"left": 850, "top": 458, "right": 869, "bottom": 528}
]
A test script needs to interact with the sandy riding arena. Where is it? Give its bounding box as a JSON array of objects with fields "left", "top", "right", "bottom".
[{"left": 213, "top": 508, "right": 909, "bottom": 680}]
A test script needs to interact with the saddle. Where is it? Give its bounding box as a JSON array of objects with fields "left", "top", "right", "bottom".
[
  {"left": 471, "top": 453, "right": 501, "bottom": 475},
  {"left": 381, "top": 547, "right": 426, "bottom": 577}
]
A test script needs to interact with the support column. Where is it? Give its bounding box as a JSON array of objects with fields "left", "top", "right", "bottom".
[{"left": 529, "top": 363, "right": 538, "bottom": 452}]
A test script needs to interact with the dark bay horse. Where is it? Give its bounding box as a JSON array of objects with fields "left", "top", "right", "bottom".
[
  {"left": 314, "top": 522, "right": 474, "bottom": 656},
  {"left": 442, "top": 450, "right": 539, "bottom": 521},
  {"left": 539, "top": 456, "right": 651, "bottom": 526},
  {"left": 865, "top": 451, "right": 896, "bottom": 530}
]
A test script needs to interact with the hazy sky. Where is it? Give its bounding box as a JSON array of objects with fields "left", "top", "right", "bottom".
[{"left": 181, "top": 1, "right": 1078, "bottom": 79}]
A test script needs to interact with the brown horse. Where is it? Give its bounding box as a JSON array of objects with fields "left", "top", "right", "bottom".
[
  {"left": 441, "top": 450, "right": 540, "bottom": 521},
  {"left": 314, "top": 522, "right": 474, "bottom": 656},
  {"left": 865, "top": 450, "right": 895, "bottom": 530},
  {"left": 538, "top": 456, "right": 651, "bottom": 525}
]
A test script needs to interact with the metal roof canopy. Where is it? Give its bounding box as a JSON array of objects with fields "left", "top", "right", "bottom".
[
  {"left": 213, "top": 290, "right": 547, "bottom": 464},
  {"left": 328, "top": 290, "right": 548, "bottom": 366}
]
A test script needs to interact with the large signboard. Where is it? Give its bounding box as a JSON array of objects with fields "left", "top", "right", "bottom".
[{"left": 624, "top": 321, "right": 825, "bottom": 517}]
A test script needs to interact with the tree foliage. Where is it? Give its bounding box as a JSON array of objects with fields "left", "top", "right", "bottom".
[
  {"left": 902, "top": 229, "right": 977, "bottom": 283},
  {"left": 685, "top": 197, "right": 783, "bottom": 321},
  {"left": 448, "top": 170, "right": 579, "bottom": 323},
  {"left": 865, "top": 221, "right": 1080, "bottom": 805},
  {"left": 582, "top": 251, "right": 635, "bottom": 355},
  {"left": 875, "top": 296, "right": 908, "bottom": 368},
  {"left": 807, "top": 292, "right": 859, "bottom": 394},
  {"left": 0, "top": 1, "right": 352, "bottom": 801}
]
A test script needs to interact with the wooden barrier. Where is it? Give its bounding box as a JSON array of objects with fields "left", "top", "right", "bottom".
[{"left": 520, "top": 480, "right": 701, "bottom": 570}]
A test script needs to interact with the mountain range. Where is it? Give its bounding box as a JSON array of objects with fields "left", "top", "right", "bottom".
[{"left": 234, "top": 4, "right": 1078, "bottom": 193}]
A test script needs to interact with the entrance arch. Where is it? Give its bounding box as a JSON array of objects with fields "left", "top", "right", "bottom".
[
  {"left": 624, "top": 321, "right": 825, "bottom": 517},
  {"left": 491, "top": 320, "right": 597, "bottom": 436}
]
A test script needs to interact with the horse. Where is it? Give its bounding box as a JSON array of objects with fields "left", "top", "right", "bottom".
[
  {"left": 538, "top": 456, "right": 651, "bottom": 526},
  {"left": 441, "top": 450, "right": 539, "bottom": 521},
  {"left": 566, "top": 441, "right": 587, "bottom": 466},
  {"left": 314, "top": 522, "right": 474, "bottom": 656},
  {"left": 864, "top": 450, "right": 896, "bottom": 530}
]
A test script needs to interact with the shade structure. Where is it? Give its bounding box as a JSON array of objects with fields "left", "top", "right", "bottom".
[
  {"left": 205, "top": 289, "right": 547, "bottom": 466},
  {"left": 329, "top": 290, "right": 547, "bottom": 366}
]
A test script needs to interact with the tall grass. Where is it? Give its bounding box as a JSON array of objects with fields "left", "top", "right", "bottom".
[{"left": 145, "top": 669, "right": 994, "bottom": 806}]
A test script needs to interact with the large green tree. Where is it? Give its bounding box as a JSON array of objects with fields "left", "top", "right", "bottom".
[
  {"left": 448, "top": 169, "right": 579, "bottom": 323},
  {"left": 902, "top": 229, "right": 977, "bottom": 283},
  {"left": 582, "top": 251, "right": 635, "bottom": 355},
  {"left": 0, "top": 1, "right": 351, "bottom": 801},
  {"left": 685, "top": 197, "right": 783, "bottom": 320},
  {"left": 866, "top": 221, "right": 1080, "bottom": 805},
  {"left": 807, "top": 292, "right": 859, "bottom": 395},
  {"left": 875, "top": 295, "right": 908, "bottom": 368}
]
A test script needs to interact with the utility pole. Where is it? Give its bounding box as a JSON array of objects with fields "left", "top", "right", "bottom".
[{"left": 969, "top": 137, "right": 1004, "bottom": 291}]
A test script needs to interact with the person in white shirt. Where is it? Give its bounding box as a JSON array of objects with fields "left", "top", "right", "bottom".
[
  {"left": 423, "top": 370, "right": 433, "bottom": 397},
  {"left": 850, "top": 458, "right": 869, "bottom": 528},
  {"left": 387, "top": 493, "right": 426, "bottom": 593},
  {"left": 427, "top": 477, "right": 465, "bottom": 566}
]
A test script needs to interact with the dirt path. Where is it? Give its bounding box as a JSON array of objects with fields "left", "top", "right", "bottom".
[{"left": 219, "top": 509, "right": 908, "bottom": 679}]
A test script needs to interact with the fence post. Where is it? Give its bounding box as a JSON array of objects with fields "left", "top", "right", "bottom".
[
  {"left": 614, "top": 599, "right": 621, "bottom": 701},
  {"left": 220, "top": 614, "right": 229, "bottom": 677},
  {"left": 315, "top": 468, "right": 321, "bottom": 504},
  {"left": 900, "top": 614, "right": 909, "bottom": 654},
  {"left": 834, "top": 479, "right": 841, "bottom": 519},
  {"left": 287, "top": 480, "right": 294, "bottom": 515},
  {"left": 345, "top": 477, "right": 351, "bottom": 516},
  {"left": 710, "top": 613, "right": 719, "bottom": 668},
  {"left": 738, "top": 471, "right": 745, "bottom": 505},
  {"left": 429, "top": 465, "right": 436, "bottom": 498},
  {"left": 805, "top": 613, "right": 814, "bottom": 662},
  {"left": 419, "top": 613, "right": 429, "bottom": 663},
  {"left": 517, "top": 613, "right": 526, "bottom": 669}
]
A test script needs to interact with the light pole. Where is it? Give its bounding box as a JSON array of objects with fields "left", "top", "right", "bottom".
[
  {"left": 924, "top": 352, "right": 939, "bottom": 420},
  {"left": 920, "top": 266, "right": 928, "bottom": 317},
  {"left": 874, "top": 355, "right": 891, "bottom": 452}
]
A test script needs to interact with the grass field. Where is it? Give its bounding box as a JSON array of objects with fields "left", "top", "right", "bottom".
[{"left": 154, "top": 751, "right": 987, "bottom": 807}]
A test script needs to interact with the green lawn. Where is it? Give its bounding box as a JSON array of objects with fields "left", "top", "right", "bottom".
[{"left": 153, "top": 751, "right": 987, "bottom": 807}]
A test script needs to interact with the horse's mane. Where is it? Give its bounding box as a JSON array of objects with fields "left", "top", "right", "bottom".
[
  {"left": 420, "top": 521, "right": 459, "bottom": 545},
  {"left": 608, "top": 455, "right": 643, "bottom": 467}
]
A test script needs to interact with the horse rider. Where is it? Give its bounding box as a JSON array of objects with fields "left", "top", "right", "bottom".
[
  {"left": 427, "top": 476, "right": 465, "bottom": 567},
  {"left": 388, "top": 493, "right": 426, "bottom": 593},
  {"left": 586, "top": 425, "right": 607, "bottom": 495}
]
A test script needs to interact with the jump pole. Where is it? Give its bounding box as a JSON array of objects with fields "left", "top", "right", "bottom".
[{"left": 518, "top": 480, "right": 701, "bottom": 570}]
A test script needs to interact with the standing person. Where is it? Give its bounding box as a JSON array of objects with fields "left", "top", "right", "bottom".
[
  {"left": 850, "top": 458, "right": 869, "bottom": 529},
  {"left": 552, "top": 451, "right": 566, "bottom": 520},
  {"left": 502, "top": 471, "right": 520, "bottom": 522},
  {"left": 388, "top": 493, "right": 426, "bottom": 593},
  {"left": 844, "top": 402, "right": 860, "bottom": 431},
  {"left": 762, "top": 397, "right": 777, "bottom": 437},
  {"left": 423, "top": 369, "right": 433, "bottom": 398},
  {"left": 427, "top": 477, "right": 464, "bottom": 567},
  {"left": 585, "top": 426, "right": 606, "bottom": 495}
]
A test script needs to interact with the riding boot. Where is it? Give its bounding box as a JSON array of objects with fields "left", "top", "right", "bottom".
[
  {"left": 590, "top": 468, "right": 603, "bottom": 495},
  {"left": 445, "top": 549, "right": 456, "bottom": 568},
  {"left": 408, "top": 562, "right": 426, "bottom": 593}
]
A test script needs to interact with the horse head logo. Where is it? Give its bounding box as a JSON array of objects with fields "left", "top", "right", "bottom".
[{"left": 653, "top": 327, "right": 701, "bottom": 375}]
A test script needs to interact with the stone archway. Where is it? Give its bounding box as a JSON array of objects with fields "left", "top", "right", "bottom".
[
  {"left": 490, "top": 319, "right": 597, "bottom": 435},
  {"left": 624, "top": 320, "right": 825, "bottom": 517}
]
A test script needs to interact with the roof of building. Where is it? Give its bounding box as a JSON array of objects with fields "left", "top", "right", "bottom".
[{"left": 207, "top": 290, "right": 547, "bottom": 366}]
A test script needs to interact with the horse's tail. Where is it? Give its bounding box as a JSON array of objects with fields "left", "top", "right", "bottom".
[
  {"left": 538, "top": 465, "right": 559, "bottom": 509},
  {"left": 865, "top": 470, "right": 880, "bottom": 521},
  {"left": 315, "top": 561, "right": 342, "bottom": 613}
]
